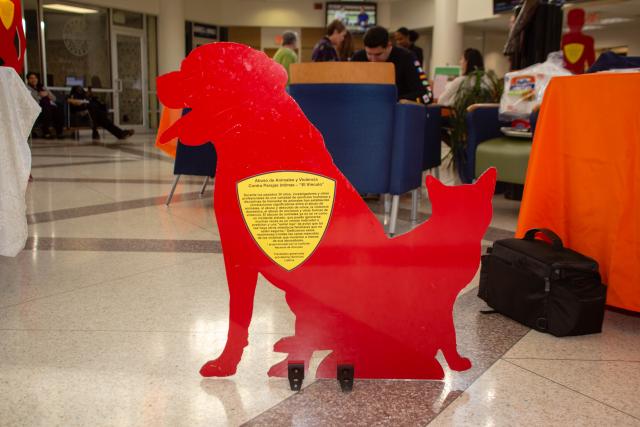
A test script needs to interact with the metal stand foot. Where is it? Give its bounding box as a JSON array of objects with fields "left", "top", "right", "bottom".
[
  {"left": 337, "top": 364, "right": 354, "bottom": 392},
  {"left": 389, "top": 195, "right": 400, "bottom": 236},
  {"left": 411, "top": 188, "right": 419, "bottom": 225},
  {"left": 288, "top": 362, "right": 305, "bottom": 391},
  {"left": 166, "top": 175, "right": 180, "bottom": 206},
  {"left": 200, "top": 176, "right": 210, "bottom": 197}
]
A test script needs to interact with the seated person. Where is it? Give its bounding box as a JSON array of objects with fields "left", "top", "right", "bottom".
[
  {"left": 26, "top": 72, "right": 64, "bottom": 139},
  {"left": 312, "top": 20, "right": 347, "bottom": 62},
  {"left": 352, "top": 26, "right": 432, "bottom": 104},
  {"left": 438, "top": 48, "right": 493, "bottom": 107},
  {"left": 67, "top": 86, "right": 134, "bottom": 140}
]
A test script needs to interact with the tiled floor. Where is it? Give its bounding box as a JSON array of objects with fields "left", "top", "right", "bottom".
[{"left": 1, "top": 134, "right": 639, "bottom": 426}]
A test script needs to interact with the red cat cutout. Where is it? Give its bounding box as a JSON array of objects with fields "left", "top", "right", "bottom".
[{"left": 157, "top": 43, "right": 496, "bottom": 379}]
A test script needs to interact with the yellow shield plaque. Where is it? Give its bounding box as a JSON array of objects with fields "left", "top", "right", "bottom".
[
  {"left": 564, "top": 43, "right": 584, "bottom": 64},
  {"left": 237, "top": 171, "right": 336, "bottom": 271},
  {"left": 0, "top": 0, "right": 15, "bottom": 30}
]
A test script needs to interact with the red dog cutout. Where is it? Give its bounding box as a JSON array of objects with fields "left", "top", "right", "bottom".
[{"left": 157, "top": 43, "right": 496, "bottom": 380}]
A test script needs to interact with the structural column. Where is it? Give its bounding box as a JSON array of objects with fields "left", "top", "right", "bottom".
[
  {"left": 430, "top": 0, "right": 463, "bottom": 77},
  {"left": 158, "top": 0, "right": 185, "bottom": 75}
]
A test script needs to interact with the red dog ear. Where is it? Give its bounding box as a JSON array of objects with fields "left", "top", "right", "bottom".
[
  {"left": 476, "top": 167, "right": 497, "bottom": 196},
  {"left": 157, "top": 71, "right": 185, "bottom": 109}
]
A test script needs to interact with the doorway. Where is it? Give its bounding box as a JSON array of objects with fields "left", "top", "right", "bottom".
[{"left": 111, "top": 26, "right": 148, "bottom": 131}]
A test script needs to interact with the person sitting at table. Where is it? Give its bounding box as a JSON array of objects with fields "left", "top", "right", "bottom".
[
  {"left": 351, "top": 26, "right": 432, "bottom": 104},
  {"left": 67, "top": 86, "right": 134, "bottom": 140},
  {"left": 26, "top": 72, "right": 64, "bottom": 139},
  {"left": 438, "top": 48, "right": 493, "bottom": 107}
]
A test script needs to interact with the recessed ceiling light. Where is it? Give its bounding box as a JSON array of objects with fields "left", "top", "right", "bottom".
[{"left": 43, "top": 4, "right": 99, "bottom": 14}]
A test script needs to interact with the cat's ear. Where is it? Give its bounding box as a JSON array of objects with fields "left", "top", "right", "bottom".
[
  {"left": 476, "top": 167, "right": 497, "bottom": 196},
  {"left": 426, "top": 174, "right": 446, "bottom": 197}
]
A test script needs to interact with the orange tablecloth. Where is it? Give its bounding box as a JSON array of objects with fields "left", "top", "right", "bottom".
[{"left": 516, "top": 73, "right": 640, "bottom": 312}]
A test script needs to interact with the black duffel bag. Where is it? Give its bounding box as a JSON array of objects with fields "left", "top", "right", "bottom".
[{"left": 479, "top": 228, "right": 607, "bottom": 336}]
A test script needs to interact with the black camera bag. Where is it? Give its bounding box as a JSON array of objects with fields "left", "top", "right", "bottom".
[{"left": 479, "top": 228, "right": 607, "bottom": 336}]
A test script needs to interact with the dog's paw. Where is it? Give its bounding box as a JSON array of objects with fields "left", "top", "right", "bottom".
[
  {"left": 199, "top": 359, "right": 238, "bottom": 377},
  {"left": 447, "top": 356, "right": 472, "bottom": 372}
]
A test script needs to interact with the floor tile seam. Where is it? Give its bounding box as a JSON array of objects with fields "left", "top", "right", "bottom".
[
  {"left": 26, "top": 191, "right": 205, "bottom": 224},
  {"left": 31, "top": 154, "right": 140, "bottom": 160},
  {"left": 244, "top": 300, "right": 534, "bottom": 425},
  {"left": 0, "top": 253, "right": 211, "bottom": 312},
  {"left": 501, "top": 358, "right": 640, "bottom": 421},
  {"left": 21, "top": 237, "right": 221, "bottom": 254},
  {"left": 0, "top": 328, "right": 292, "bottom": 335},
  {"left": 21, "top": 244, "right": 219, "bottom": 254},
  {"left": 425, "top": 328, "right": 535, "bottom": 425},
  {"left": 239, "top": 380, "right": 325, "bottom": 426},
  {"left": 160, "top": 198, "right": 221, "bottom": 235},
  {"left": 30, "top": 177, "right": 206, "bottom": 185},
  {"left": 103, "top": 144, "right": 174, "bottom": 163},
  {"left": 503, "top": 357, "right": 640, "bottom": 363},
  {"left": 30, "top": 158, "right": 143, "bottom": 169}
]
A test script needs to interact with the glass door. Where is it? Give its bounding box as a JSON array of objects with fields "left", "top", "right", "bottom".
[{"left": 112, "top": 28, "right": 147, "bottom": 130}]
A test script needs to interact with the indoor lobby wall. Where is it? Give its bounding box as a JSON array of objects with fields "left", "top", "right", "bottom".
[
  {"left": 591, "top": 24, "right": 640, "bottom": 56},
  {"left": 457, "top": 0, "right": 494, "bottom": 23},
  {"left": 462, "top": 28, "right": 510, "bottom": 77},
  {"left": 389, "top": 0, "right": 435, "bottom": 33},
  {"left": 184, "top": 0, "right": 324, "bottom": 28}
]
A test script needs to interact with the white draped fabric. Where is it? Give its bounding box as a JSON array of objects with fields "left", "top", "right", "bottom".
[{"left": 0, "top": 67, "right": 40, "bottom": 257}]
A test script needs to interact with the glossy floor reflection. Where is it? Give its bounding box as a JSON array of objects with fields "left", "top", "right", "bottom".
[{"left": 1, "top": 134, "right": 638, "bottom": 426}]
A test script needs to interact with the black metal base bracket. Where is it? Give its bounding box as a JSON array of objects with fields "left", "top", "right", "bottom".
[
  {"left": 288, "top": 362, "right": 305, "bottom": 391},
  {"left": 337, "top": 364, "right": 354, "bottom": 392}
]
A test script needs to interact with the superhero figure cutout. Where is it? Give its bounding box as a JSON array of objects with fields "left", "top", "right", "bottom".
[
  {"left": 0, "top": 0, "right": 26, "bottom": 74},
  {"left": 561, "top": 8, "right": 595, "bottom": 74}
]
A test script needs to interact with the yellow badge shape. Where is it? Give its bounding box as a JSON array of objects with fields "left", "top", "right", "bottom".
[
  {"left": 237, "top": 171, "right": 336, "bottom": 271},
  {"left": 0, "top": 0, "right": 14, "bottom": 30},
  {"left": 564, "top": 43, "right": 585, "bottom": 64}
]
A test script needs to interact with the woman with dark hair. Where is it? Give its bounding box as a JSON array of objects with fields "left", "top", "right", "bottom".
[
  {"left": 26, "top": 72, "right": 64, "bottom": 138},
  {"left": 338, "top": 30, "right": 353, "bottom": 61},
  {"left": 312, "top": 20, "right": 346, "bottom": 62},
  {"left": 394, "top": 27, "right": 424, "bottom": 66},
  {"left": 438, "top": 48, "right": 492, "bottom": 106}
]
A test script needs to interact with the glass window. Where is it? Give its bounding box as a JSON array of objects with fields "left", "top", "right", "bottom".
[
  {"left": 112, "top": 9, "right": 144, "bottom": 29},
  {"left": 23, "top": 0, "right": 42, "bottom": 77},
  {"left": 147, "top": 15, "right": 159, "bottom": 129},
  {"left": 42, "top": 1, "right": 111, "bottom": 89}
]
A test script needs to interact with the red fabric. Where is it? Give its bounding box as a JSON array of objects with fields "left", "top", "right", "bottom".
[
  {"left": 0, "top": 0, "right": 26, "bottom": 74},
  {"left": 517, "top": 73, "right": 640, "bottom": 312}
]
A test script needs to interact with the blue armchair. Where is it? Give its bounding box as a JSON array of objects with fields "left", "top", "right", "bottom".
[
  {"left": 461, "top": 104, "right": 538, "bottom": 185},
  {"left": 289, "top": 80, "right": 426, "bottom": 235},
  {"left": 165, "top": 140, "right": 217, "bottom": 205},
  {"left": 423, "top": 104, "right": 442, "bottom": 175}
]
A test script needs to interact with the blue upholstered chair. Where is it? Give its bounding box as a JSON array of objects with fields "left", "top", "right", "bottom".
[
  {"left": 289, "top": 62, "right": 428, "bottom": 235},
  {"left": 423, "top": 104, "right": 443, "bottom": 175},
  {"left": 165, "top": 141, "right": 217, "bottom": 205},
  {"left": 461, "top": 103, "right": 539, "bottom": 185}
]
